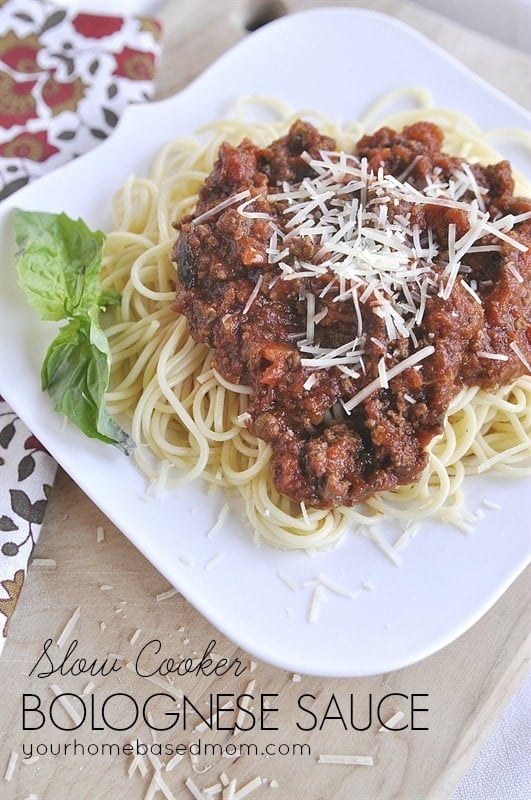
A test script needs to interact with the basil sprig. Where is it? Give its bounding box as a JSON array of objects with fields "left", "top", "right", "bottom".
[{"left": 14, "top": 209, "right": 134, "bottom": 454}]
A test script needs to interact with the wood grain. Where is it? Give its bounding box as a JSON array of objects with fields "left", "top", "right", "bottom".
[
  {"left": 1, "top": 469, "right": 530, "bottom": 799},
  {"left": 1, "top": 2, "right": 530, "bottom": 799},
  {"left": 155, "top": 0, "right": 531, "bottom": 109}
]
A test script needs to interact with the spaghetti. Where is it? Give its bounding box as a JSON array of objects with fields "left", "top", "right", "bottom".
[{"left": 101, "top": 91, "right": 531, "bottom": 550}]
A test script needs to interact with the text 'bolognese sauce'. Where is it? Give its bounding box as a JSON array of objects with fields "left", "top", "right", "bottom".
[{"left": 172, "top": 120, "right": 531, "bottom": 509}]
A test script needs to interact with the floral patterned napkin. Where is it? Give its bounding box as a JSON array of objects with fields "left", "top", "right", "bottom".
[
  {"left": 0, "top": 0, "right": 162, "bottom": 646},
  {"left": 0, "top": 396, "right": 57, "bottom": 639},
  {"left": 0, "top": 0, "right": 161, "bottom": 199}
]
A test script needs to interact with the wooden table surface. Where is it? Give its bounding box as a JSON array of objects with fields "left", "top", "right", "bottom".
[{"left": 1, "top": 2, "right": 530, "bottom": 799}]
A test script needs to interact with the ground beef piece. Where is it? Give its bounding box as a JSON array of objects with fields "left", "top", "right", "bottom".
[{"left": 257, "top": 118, "right": 336, "bottom": 185}]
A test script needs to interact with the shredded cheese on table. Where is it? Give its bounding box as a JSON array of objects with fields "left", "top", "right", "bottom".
[
  {"left": 156, "top": 587, "right": 178, "bottom": 602},
  {"left": 56, "top": 606, "right": 80, "bottom": 648},
  {"left": 3, "top": 751, "right": 18, "bottom": 782},
  {"left": 318, "top": 753, "right": 374, "bottom": 766}
]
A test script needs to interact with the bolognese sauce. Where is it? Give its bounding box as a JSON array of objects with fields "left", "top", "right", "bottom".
[{"left": 172, "top": 120, "right": 531, "bottom": 509}]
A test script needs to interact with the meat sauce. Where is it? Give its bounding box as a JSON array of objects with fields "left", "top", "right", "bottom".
[{"left": 172, "top": 120, "right": 531, "bottom": 509}]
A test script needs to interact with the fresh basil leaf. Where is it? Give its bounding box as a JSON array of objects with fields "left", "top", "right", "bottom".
[
  {"left": 14, "top": 209, "right": 134, "bottom": 455},
  {"left": 99, "top": 288, "right": 122, "bottom": 309},
  {"left": 42, "top": 318, "right": 134, "bottom": 453},
  {"left": 14, "top": 209, "right": 105, "bottom": 321}
]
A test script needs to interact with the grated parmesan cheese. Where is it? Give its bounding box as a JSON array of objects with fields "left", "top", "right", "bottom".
[
  {"left": 56, "top": 606, "right": 80, "bottom": 649},
  {"left": 130, "top": 628, "right": 142, "bottom": 645},
  {"left": 156, "top": 587, "right": 178, "bottom": 602},
  {"left": 317, "top": 573, "right": 359, "bottom": 600},
  {"left": 185, "top": 776, "right": 206, "bottom": 800},
  {"left": 128, "top": 741, "right": 148, "bottom": 778},
  {"left": 394, "top": 524, "right": 420, "bottom": 551},
  {"left": 49, "top": 684, "right": 83, "bottom": 727},
  {"left": 277, "top": 570, "right": 298, "bottom": 591},
  {"left": 204, "top": 783, "right": 223, "bottom": 796},
  {"left": 165, "top": 752, "right": 184, "bottom": 772},
  {"left": 234, "top": 679, "right": 255, "bottom": 734},
  {"left": 361, "top": 527, "right": 403, "bottom": 566},
  {"left": 343, "top": 346, "right": 435, "bottom": 412},
  {"left": 146, "top": 748, "right": 164, "bottom": 773},
  {"left": 505, "top": 261, "right": 524, "bottom": 283},
  {"left": 4, "top": 751, "right": 18, "bottom": 782},
  {"left": 222, "top": 779, "right": 237, "bottom": 800},
  {"left": 205, "top": 552, "right": 225, "bottom": 570},
  {"left": 207, "top": 503, "right": 230, "bottom": 538},
  {"left": 379, "top": 710, "right": 405, "bottom": 731},
  {"left": 482, "top": 499, "right": 501, "bottom": 510},
  {"left": 146, "top": 772, "right": 177, "bottom": 800},
  {"left": 308, "top": 584, "right": 327, "bottom": 623},
  {"left": 217, "top": 147, "right": 531, "bottom": 417},
  {"left": 476, "top": 351, "right": 509, "bottom": 361},
  {"left": 242, "top": 275, "right": 263, "bottom": 315},
  {"left": 318, "top": 754, "right": 374, "bottom": 766},
  {"left": 234, "top": 777, "right": 263, "bottom": 799},
  {"left": 193, "top": 189, "right": 251, "bottom": 225},
  {"left": 194, "top": 700, "right": 234, "bottom": 733}
]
